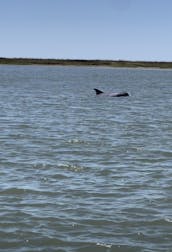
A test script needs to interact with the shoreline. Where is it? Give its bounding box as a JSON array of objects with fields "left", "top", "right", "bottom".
[{"left": 0, "top": 57, "right": 172, "bottom": 69}]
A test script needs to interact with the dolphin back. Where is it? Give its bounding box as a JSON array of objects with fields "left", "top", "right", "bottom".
[
  {"left": 94, "top": 88, "right": 129, "bottom": 97},
  {"left": 111, "top": 92, "right": 129, "bottom": 97}
]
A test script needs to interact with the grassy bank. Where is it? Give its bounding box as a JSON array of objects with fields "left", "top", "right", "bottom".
[{"left": 0, "top": 57, "right": 172, "bottom": 69}]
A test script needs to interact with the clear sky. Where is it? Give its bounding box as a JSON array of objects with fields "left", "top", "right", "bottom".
[{"left": 0, "top": 0, "right": 172, "bottom": 61}]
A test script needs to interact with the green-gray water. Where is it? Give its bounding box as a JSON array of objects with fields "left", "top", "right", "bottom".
[{"left": 0, "top": 65, "right": 172, "bottom": 252}]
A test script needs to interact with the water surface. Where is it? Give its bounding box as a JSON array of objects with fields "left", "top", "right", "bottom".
[{"left": 0, "top": 65, "right": 172, "bottom": 251}]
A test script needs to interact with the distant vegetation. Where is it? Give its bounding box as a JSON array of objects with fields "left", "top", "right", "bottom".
[{"left": 0, "top": 57, "right": 172, "bottom": 69}]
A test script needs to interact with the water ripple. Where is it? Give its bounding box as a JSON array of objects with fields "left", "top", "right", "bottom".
[{"left": 1, "top": 65, "right": 172, "bottom": 251}]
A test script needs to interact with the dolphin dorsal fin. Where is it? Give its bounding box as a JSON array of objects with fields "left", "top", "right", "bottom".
[{"left": 94, "top": 89, "right": 104, "bottom": 95}]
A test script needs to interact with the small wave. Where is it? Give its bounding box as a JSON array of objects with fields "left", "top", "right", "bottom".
[
  {"left": 1, "top": 187, "right": 27, "bottom": 195},
  {"left": 96, "top": 242, "right": 112, "bottom": 248},
  {"left": 31, "top": 161, "right": 89, "bottom": 174},
  {"left": 58, "top": 162, "right": 88, "bottom": 172},
  {"left": 67, "top": 138, "right": 88, "bottom": 144},
  {"left": 165, "top": 218, "right": 172, "bottom": 223}
]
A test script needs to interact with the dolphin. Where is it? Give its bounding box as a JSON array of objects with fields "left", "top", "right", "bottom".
[{"left": 94, "top": 88, "right": 129, "bottom": 97}]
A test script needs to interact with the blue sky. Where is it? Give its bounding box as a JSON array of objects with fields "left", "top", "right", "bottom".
[{"left": 0, "top": 0, "right": 172, "bottom": 61}]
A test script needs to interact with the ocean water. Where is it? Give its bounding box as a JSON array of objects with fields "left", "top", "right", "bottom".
[{"left": 0, "top": 65, "right": 172, "bottom": 252}]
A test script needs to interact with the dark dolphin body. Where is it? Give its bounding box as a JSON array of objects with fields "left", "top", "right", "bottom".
[{"left": 94, "top": 89, "right": 129, "bottom": 97}]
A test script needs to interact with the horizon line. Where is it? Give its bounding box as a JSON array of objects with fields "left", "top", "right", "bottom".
[{"left": 0, "top": 56, "right": 172, "bottom": 63}]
